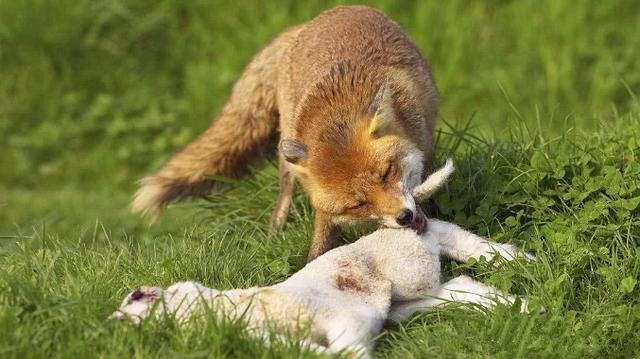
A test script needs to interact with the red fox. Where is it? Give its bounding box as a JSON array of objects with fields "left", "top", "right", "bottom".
[{"left": 132, "top": 6, "right": 439, "bottom": 262}]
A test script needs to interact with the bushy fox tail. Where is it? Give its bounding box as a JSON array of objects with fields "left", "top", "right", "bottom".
[{"left": 132, "top": 28, "right": 299, "bottom": 219}]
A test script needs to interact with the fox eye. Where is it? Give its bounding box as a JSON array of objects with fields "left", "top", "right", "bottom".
[
  {"left": 381, "top": 162, "right": 394, "bottom": 183},
  {"left": 348, "top": 201, "right": 368, "bottom": 210}
]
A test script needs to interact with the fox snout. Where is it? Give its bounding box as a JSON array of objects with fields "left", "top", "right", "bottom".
[
  {"left": 389, "top": 207, "right": 427, "bottom": 234},
  {"left": 395, "top": 208, "right": 414, "bottom": 226}
]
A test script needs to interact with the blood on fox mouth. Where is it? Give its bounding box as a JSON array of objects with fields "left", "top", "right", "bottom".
[{"left": 410, "top": 209, "right": 427, "bottom": 234}]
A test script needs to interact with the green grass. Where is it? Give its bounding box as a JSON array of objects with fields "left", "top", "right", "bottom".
[{"left": 1, "top": 0, "right": 639, "bottom": 357}]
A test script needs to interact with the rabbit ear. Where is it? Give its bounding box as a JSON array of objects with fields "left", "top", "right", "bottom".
[{"left": 413, "top": 159, "right": 455, "bottom": 202}]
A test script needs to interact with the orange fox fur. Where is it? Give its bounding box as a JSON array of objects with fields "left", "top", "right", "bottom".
[{"left": 133, "top": 6, "right": 439, "bottom": 261}]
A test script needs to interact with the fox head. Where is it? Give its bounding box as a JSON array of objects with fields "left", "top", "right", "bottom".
[{"left": 281, "top": 80, "right": 425, "bottom": 229}]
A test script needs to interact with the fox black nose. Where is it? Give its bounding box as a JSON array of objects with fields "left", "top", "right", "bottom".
[{"left": 396, "top": 209, "right": 414, "bottom": 226}]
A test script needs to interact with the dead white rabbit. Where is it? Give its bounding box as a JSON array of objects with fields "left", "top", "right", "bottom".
[{"left": 111, "top": 159, "right": 537, "bottom": 357}]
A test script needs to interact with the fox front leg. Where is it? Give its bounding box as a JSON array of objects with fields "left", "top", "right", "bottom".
[
  {"left": 271, "top": 156, "right": 296, "bottom": 229},
  {"left": 307, "top": 210, "right": 339, "bottom": 262}
]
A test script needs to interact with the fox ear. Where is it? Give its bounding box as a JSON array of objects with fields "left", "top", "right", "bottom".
[
  {"left": 367, "top": 82, "right": 400, "bottom": 137},
  {"left": 279, "top": 139, "right": 308, "bottom": 173}
]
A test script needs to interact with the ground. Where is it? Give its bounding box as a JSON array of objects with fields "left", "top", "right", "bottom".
[{"left": 1, "top": 0, "right": 639, "bottom": 357}]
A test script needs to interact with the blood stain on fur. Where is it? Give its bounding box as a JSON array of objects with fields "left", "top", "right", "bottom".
[{"left": 335, "top": 274, "right": 363, "bottom": 292}]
